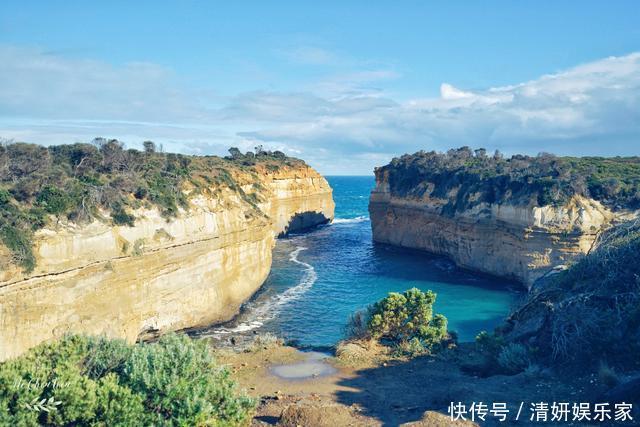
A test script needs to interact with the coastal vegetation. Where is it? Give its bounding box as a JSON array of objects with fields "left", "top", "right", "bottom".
[
  {"left": 378, "top": 147, "right": 640, "bottom": 216},
  {"left": 0, "top": 334, "right": 254, "bottom": 426},
  {"left": 502, "top": 219, "right": 640, "bottom": 369},
  {"left": 0, "top": 140, "right": 301, "bottom": 271},
  {"left": 467, "top": 219, "right": 640, "bottom": 379},
  {"left": 346, "top": 288, "right": 451, "bottom": 357}
]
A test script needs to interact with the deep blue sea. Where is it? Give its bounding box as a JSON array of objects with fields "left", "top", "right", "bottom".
[{"left": 201, "top": 176, "right": 521, "bottom": 347}]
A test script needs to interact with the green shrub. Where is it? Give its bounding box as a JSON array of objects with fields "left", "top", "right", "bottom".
[
  {"left": 344, "top": 311, "right": 370, "bottom": 340},
  {"left": 475, "top": 331, "right": 505, "bottom": 359},
  {"left": 467, "top": 331, "right": 509, "bottom": 376},
  {"left": 497, "top": 343, "right": 530, "bottom": 374},
  {"left": 0, "top": 224, "right": 35, "bottom": 272},
  {"left": 36, "top": 185, "right": 71, "bottom": 215},
  {"left": 110, "top": 203, "right": 135, "bottom": 227},
  {"left": 597, "top": 362, "right": 620, "bottom": 389},
  {"left": 364, "top": 288, "right": 449, "bottom": 354},
  {"left": 0, "top": 188, "right": 11, "bottom": 204},
  {"left": 0, "top": 334, "right": 255, "bottom": 426}
]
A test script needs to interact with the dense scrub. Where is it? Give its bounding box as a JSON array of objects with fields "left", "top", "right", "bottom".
[
  {"left": 0, "top": 140, "right": 302, "bottom": 271},
  {"left": 376, "top": 147, "right": 640, "bottom": 216},
  {"left": 494, "top": 219, "right": 640, "bottom": 373},
  {"left": 0, "top": 334, "right": 254, "bottom": 426},
  {"left": 347, "top": 288, "right": 451, "bottom": 356}
]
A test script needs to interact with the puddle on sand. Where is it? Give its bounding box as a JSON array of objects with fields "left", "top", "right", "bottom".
[{"left": 270, "top": 351, "right": 336, "bottom": 380}]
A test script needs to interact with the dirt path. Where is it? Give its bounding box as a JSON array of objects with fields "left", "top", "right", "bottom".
[{"left": 215, "top": 343, "right": 601, "bottom": 426}]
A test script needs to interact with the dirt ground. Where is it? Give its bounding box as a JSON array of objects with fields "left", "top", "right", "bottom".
[{"left": 214, "top": 341, "right": 616, "bottom": 427}]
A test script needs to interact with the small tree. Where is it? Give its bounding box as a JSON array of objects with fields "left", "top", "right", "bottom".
[
  {"left": 142, "top": 140, "right": 156, "bottom": 153},
  {"left": 228, "top": 147, "right": 243, "bottom": 160},
  {"left": 364, "top": 288, "right": 449, "bottom": 353},
  {"left": 474, "top": 148, "right": 487, "bottom": 158}
]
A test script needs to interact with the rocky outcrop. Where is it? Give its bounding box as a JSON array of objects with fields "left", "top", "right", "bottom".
[
  {"left": 370, "top": 170, "right": 634, "bottom": 287},
  {"left": 0, "top": 164, "right": 333, "bottom": 361}
]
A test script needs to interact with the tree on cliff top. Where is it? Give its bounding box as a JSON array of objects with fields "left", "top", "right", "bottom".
[
  {"left": 378, "top": 147, "right": 640, "bottom": 213},
  {"left": 0, "top": 140, "right": 304, "bottom": 272}
]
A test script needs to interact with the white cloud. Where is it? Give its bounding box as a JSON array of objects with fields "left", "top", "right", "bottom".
[
  {"left": 440, "top": 83, "right": 474, "bottom": 100},
  {"left": 0, "top": 45, "right": 215, "bottom": 122},
  {"left": 0, "top": 45, "right": 639, "bottom": 175}
]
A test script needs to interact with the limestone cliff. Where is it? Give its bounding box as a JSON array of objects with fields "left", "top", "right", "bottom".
[
  {"left": 0, "top": 162, "right": 333, "bottom": 361},
  {"left": 369, "top": 149, "right": 639, "bottom": 287}
]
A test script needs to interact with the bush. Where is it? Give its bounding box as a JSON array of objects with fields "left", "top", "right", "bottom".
[
  {"left": 475, "top": 331, "right": 505, "bottom": 360},
  {"left": 362, "top": 288, "right": 449, "bottom": 354},
  {"left": 0, "top": 334, "right": 255, "bottom": 426},
  {"left": 497, "top": 343, "right": 530, "bottom": 374},
  {"left": 36, "top": 186, "right": 71, "bottom": 215},
  {"left": 344, "top": 311, "right": 370, "bottom": 340},
  {"left": 110, "top": 203, "right": 135, "bottom": 227},
  {"left": 598, "top": 362, "right": 620, "bottom": 389}
]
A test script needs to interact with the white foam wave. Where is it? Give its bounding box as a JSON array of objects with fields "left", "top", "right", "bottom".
[
  {"left": 332, "top": 216, "right": 369, "bottom": 224},
  {"left": 208, "top": 246, "right": 317, "bottom": 335}
]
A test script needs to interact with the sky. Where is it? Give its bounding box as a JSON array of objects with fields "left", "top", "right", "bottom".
[{"left": 0, "top": 1, "right": 639, "bottom": 175}]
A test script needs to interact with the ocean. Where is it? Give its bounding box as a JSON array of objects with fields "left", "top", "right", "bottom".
[{"left": 198, "top": 176, "right": 521, "bottom": 348}]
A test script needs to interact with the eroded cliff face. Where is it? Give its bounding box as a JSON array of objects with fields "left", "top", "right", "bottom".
[
  {"left": 369, "top": 171, "right": 633, "bottom": 287},
  {"left": 0, "top": 165, "right": 333, "bottom": 361}
]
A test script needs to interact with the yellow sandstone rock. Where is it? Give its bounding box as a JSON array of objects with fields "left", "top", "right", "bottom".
[
  {"left": 0, "top": 164, "right": 334, "bottom": 361},
  {"left": 369, "top": 170, "right": 634, "bottom": 287}
]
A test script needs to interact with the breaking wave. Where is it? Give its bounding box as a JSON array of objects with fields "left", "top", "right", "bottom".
[
  {"left": 332, "top": 216, "right": 369, "bottom": 224},
  {"left": 207, "top": 246, "right": 317, "bottom": 335}
]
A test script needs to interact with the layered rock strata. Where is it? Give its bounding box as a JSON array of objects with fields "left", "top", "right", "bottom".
[
  {"left": 0, "top": 165, "right": 333, "bottom": 360},
  {"left": 369, "top": 170, "right": 633, "bottom": 287}
]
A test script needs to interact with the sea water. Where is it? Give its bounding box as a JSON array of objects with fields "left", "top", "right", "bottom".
[{"left": 199, "top": 176, "right": 521, "bottom": 347}]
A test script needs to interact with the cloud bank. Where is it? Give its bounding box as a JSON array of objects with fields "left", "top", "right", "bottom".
[{"left": 1, "top": 44, "right": 639, "bottom": 175}]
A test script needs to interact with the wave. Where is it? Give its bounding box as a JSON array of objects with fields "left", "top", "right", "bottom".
[
  {"left": 207, "top": 246, "right": 317, "bottom": 335},
  {"left": 332, "top": 216, "right": 369, "bottom": 224}
]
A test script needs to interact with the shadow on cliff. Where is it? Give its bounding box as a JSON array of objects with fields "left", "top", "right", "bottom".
[
  {"left": 369, "top": 242, "right": 522, "bottom": 293},
  {"left": 278, "top": 211, "right": 331, "bottom": 237}
]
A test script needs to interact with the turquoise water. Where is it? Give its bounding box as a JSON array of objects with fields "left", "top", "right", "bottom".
[{"left": 203, "top": 176, "right": 521, "bottom": 347}]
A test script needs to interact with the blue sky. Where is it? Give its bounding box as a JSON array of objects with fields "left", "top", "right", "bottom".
[{"left": 1, "top": 1, "right": 639, "bottom": 174}]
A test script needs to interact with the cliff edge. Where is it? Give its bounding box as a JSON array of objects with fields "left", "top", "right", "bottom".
[
  {"left": 0, "top": 142, "right": 334, "bottom": 360},
  {"left": 369, "top": 147, "right": 639, "bottom": 287}
]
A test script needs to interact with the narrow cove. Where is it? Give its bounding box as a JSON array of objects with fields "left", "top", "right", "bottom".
[{"left": 197, "top": 176, "right": 522, "bottom": 347}]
